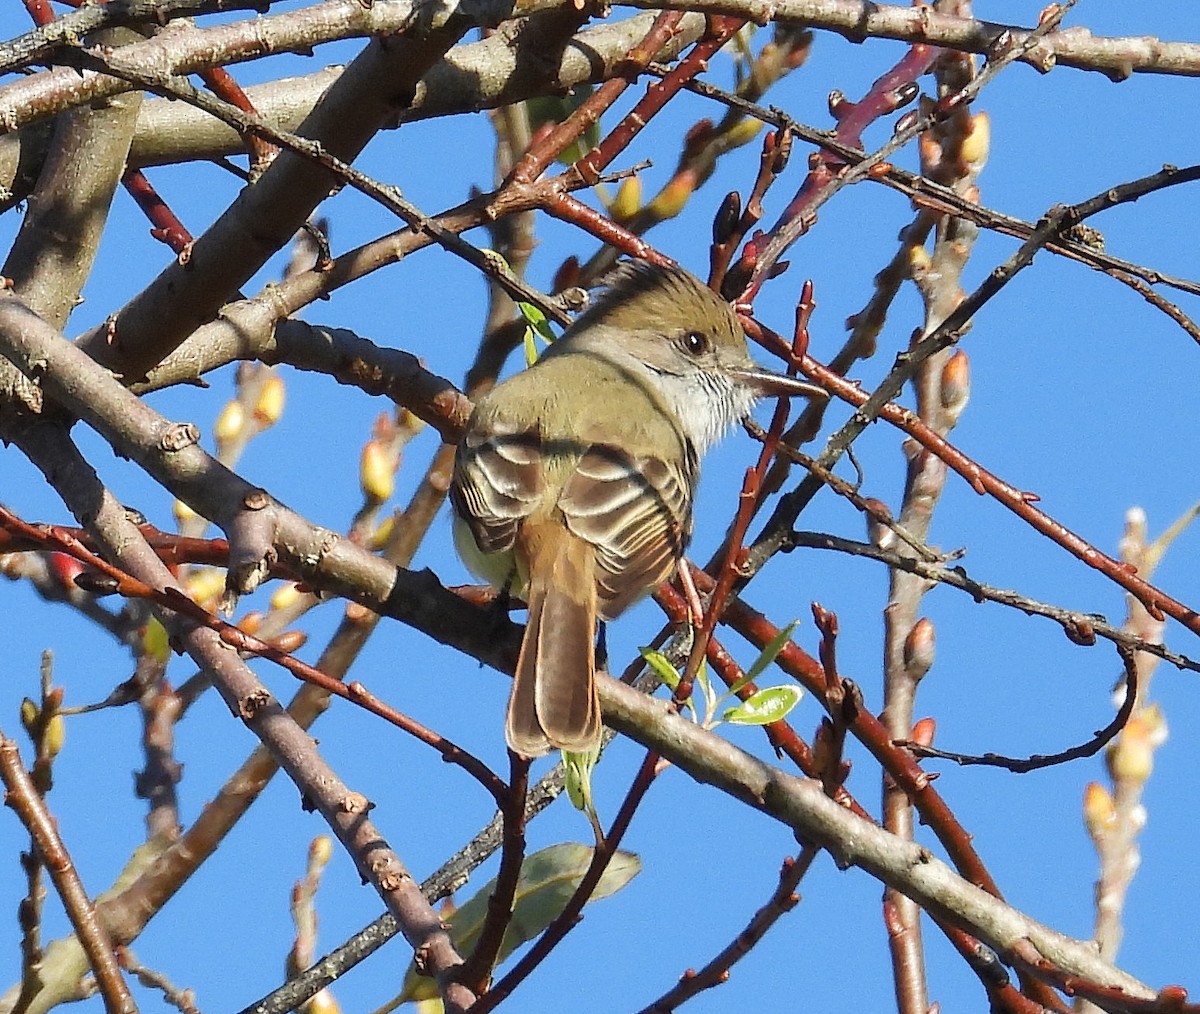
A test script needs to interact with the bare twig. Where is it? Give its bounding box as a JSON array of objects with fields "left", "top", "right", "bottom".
[{"left": 0, "top": 736, "right": 135, "bottom": 1014}]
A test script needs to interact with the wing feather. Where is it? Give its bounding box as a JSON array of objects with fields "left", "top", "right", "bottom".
[
  {"left": 559, "top": 445, "right": 694, "bottom": 618},
  {"left": 451, "top": 422, "right": 544, "bottom": 555}
]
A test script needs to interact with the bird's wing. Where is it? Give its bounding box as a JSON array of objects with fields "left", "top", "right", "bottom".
[
  {"left": 451, "top": 416, "right": 545, "bottom": 555},
  {"left": 558, "top": 444, "right": 694, "bottom": 619}
]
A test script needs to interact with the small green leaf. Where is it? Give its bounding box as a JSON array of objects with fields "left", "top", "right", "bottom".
[
  {"left": 639, "top": 646, "right": 681, "bottom": 691},
  {"left": 564, "top": 745, "right": 600, "bottom": 815},
  {"left": 523, "top": 325, "right": 540, "bottom": 367},
  {"left": 396, "top": 844, "right": 640, "bottom": 1002},
  {"left": 518, "top": 301, "right": 557, "bottom": 366},
  {"left": 724, "top": 684, "right": 804, "bottom": 726},
  {"left": 517, "top": 301, "right": 556, "bottom": 344},
  {"left": 743, "top": 620, "right": 799, "bottom": 685}
]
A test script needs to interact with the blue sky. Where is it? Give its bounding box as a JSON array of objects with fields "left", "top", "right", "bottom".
[{"left": 1, "top": 3, "right": 1199, "bottom": 1011}]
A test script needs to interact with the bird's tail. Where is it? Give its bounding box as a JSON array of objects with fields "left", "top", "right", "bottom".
[{"left": 508, "top": 520, "right": 601, "bottom": 756}]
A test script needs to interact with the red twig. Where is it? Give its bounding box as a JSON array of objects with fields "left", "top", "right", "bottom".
[
  {"left": 540, "top": 192, "right": 665, "bottom": 263},
  {"left": 199, "top": 66, "right": 276, "bottom": 170},
  {"left": 0, "top": 515, "right": 278, "bottom": 579},
  {"left": 0, "top": 506, "right": 508, "bottom": 805},
  {"left": 20, "top": 0, "right": 55, "bottom": 27},
  {"left": 710, "top": 127, "right": 793, "bottom": 296},
  {"left": 508, "top": 12, "right": 687, "bottom": 186},
  {"left": 795, "top": 353, "right": 1200, "bottom": 640},
  {"left": 745, "top": 43, "right": 938, "bottom": 294},
  {"left": 122, "top": 169, "right": 194, "bottom": 257},
  {"left": 529, "top": 14, "right": 746, "bottom": 261},
  {"left": 571, "top": 15, "right": 746, "bottom": 187}
]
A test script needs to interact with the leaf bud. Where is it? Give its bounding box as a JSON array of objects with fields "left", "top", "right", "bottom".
[
  {"left": 713, "top": 191, "right": 742, "bottom": 246},
  {"left": 214, "top": 400, "right": 245, "bottom": 445},
  {"left": 254, "top": 374, "right": 286, "bottom": 427},
  {"left": 360, "top": 440, "right": 397, "bottom": 503},
  {"left": 610, "top": 176, "right": 641, "bottom": 224},
  {"left": 1082, "top": 781, "right": 1116, "bottom": 837},
  {"left": 903, "top": 617, "right": 936, "bottom": 681},
  {"left": 939, "top": 350, "right": 971, "bottom": 427}
]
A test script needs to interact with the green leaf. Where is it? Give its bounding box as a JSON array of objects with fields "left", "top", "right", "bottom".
[
  {"left": 743, "top": 620, "right": 799, "bottom": 684},
  {"left": 519, "top": 300, "right": 558, "bottom": 367},
  {"left": 397, "top": 844, "right": 641, "bottom": 1002},
  {"left": 564, "top": 745, "right": 600, "bottom": 816},
  {"left": 523, "top": 324, "right": 540, "bottom": 367},
  {"left": 639, "top": 646, "right": 681, "bottom": 691},
  {"left": 723, "top": 684, "right": 804, "bottom": 726},
  {"left": 517, "top": 301, "right": 556, "bottom": 344}
]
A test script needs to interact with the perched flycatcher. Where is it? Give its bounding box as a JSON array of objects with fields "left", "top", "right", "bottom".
[{"left": 450, "top": 261, "right": 825, "bottom": 756}]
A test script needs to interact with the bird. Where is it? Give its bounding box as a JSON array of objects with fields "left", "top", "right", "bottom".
[{"left": 450, "top": 260, "right": 825, "bottom": 756}]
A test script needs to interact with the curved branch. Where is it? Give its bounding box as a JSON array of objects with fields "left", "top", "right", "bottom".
[{"left": 624, "top": 0, "right": 1200, "bottom": 78}]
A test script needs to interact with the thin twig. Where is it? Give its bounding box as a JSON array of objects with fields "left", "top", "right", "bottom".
[
  {"left": 0, "top": 736, "right": 136, "bottom": 1014},
  {"left": 900, "top": 643, "right": 1139, "bottom": 773}
]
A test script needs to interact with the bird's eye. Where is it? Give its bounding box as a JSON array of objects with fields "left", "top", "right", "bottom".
[{"left": 682, "top": 331, "right": 710, "bottom": 355}]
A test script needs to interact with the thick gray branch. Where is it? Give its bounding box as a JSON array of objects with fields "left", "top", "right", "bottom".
[
  {"left": 2, "top": 29, "right": 144, "bottom": 330},
  {"left": 623, "top": 0, "right": 1200, "bottom": 78},
  {"left": 598, "top": 681, "right": 1153, "bottom": 1001},
  {"left": 0, "top": 10, "right": 700, "bottom": 199}
]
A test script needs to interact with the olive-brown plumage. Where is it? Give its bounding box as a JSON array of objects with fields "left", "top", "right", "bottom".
[{"left": 450, "top": 261, "right": 824, "bottom": 756}]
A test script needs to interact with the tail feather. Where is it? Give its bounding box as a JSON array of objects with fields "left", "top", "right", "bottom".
[{"left": 507, "top": 521, "right": 601, "bottom": 756}]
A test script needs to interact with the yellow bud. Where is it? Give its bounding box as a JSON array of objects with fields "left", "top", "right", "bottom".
[
  {"left": 309, "top": 834, "right": 334, "bottom": 869},
  {"left": 1107, "top": 717, "right": 1154, "bottom": 784},
  {"left": 214, "top": 400, "right": 245, "bottom": 445},
  {"left": 960, "top": 111, "right": 990, "bottom": 170},
  {"left": 1082, "top": 781, "right": 1116, "bottom": 836},
  {"left": 610, "top": 176, "right": 642, "bottom": 223},
  {"left": 940, "top": 350, "right": 971, "bottom": 426},
  {"left": 269, "top": 630, "right": 308, "bottom": 654},
  {"left": 270, "top": 581, "right": 303, "bottom": 612},
  {"left": 172, "top": 498, "right": 199, "bottom": 524},
  {"left": 903, "top": 618, "right": 936, "bottom": 680},
  {"left": 20, "top": 697, "right": 38, "bottom": 736},
  {"left": 396, "top": 409, "right": 425, "bottom": 439},
  {"left": 370, "top": 516, "right": 395, "bottom": 550},
  {"left": 360, "top": 440, "right": 396, "bottom": 502},
  {"left": 238, "top": 611, "right": 264, "bottom": 636},
  {"left": 906, "top": 242, "right": 932, "bottom": 275},
  {"left": 647, "top": 171, "right": 697, "bottom": 220},
  {"left": 724, "top": 118, "right": 763, "bottom": 151},
  {"left": 254, "top": 374, "right": 286, "bottom": 427},
  {"left": 186, "top": 568, "right": 227, "bottom": 609},
  {"left": 43, "top": 714, "right": 65, "bottom": 759}
]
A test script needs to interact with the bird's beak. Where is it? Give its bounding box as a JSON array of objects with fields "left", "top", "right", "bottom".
[{"left": 730, "top": 366, "right": 828, "bottom": 400}]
